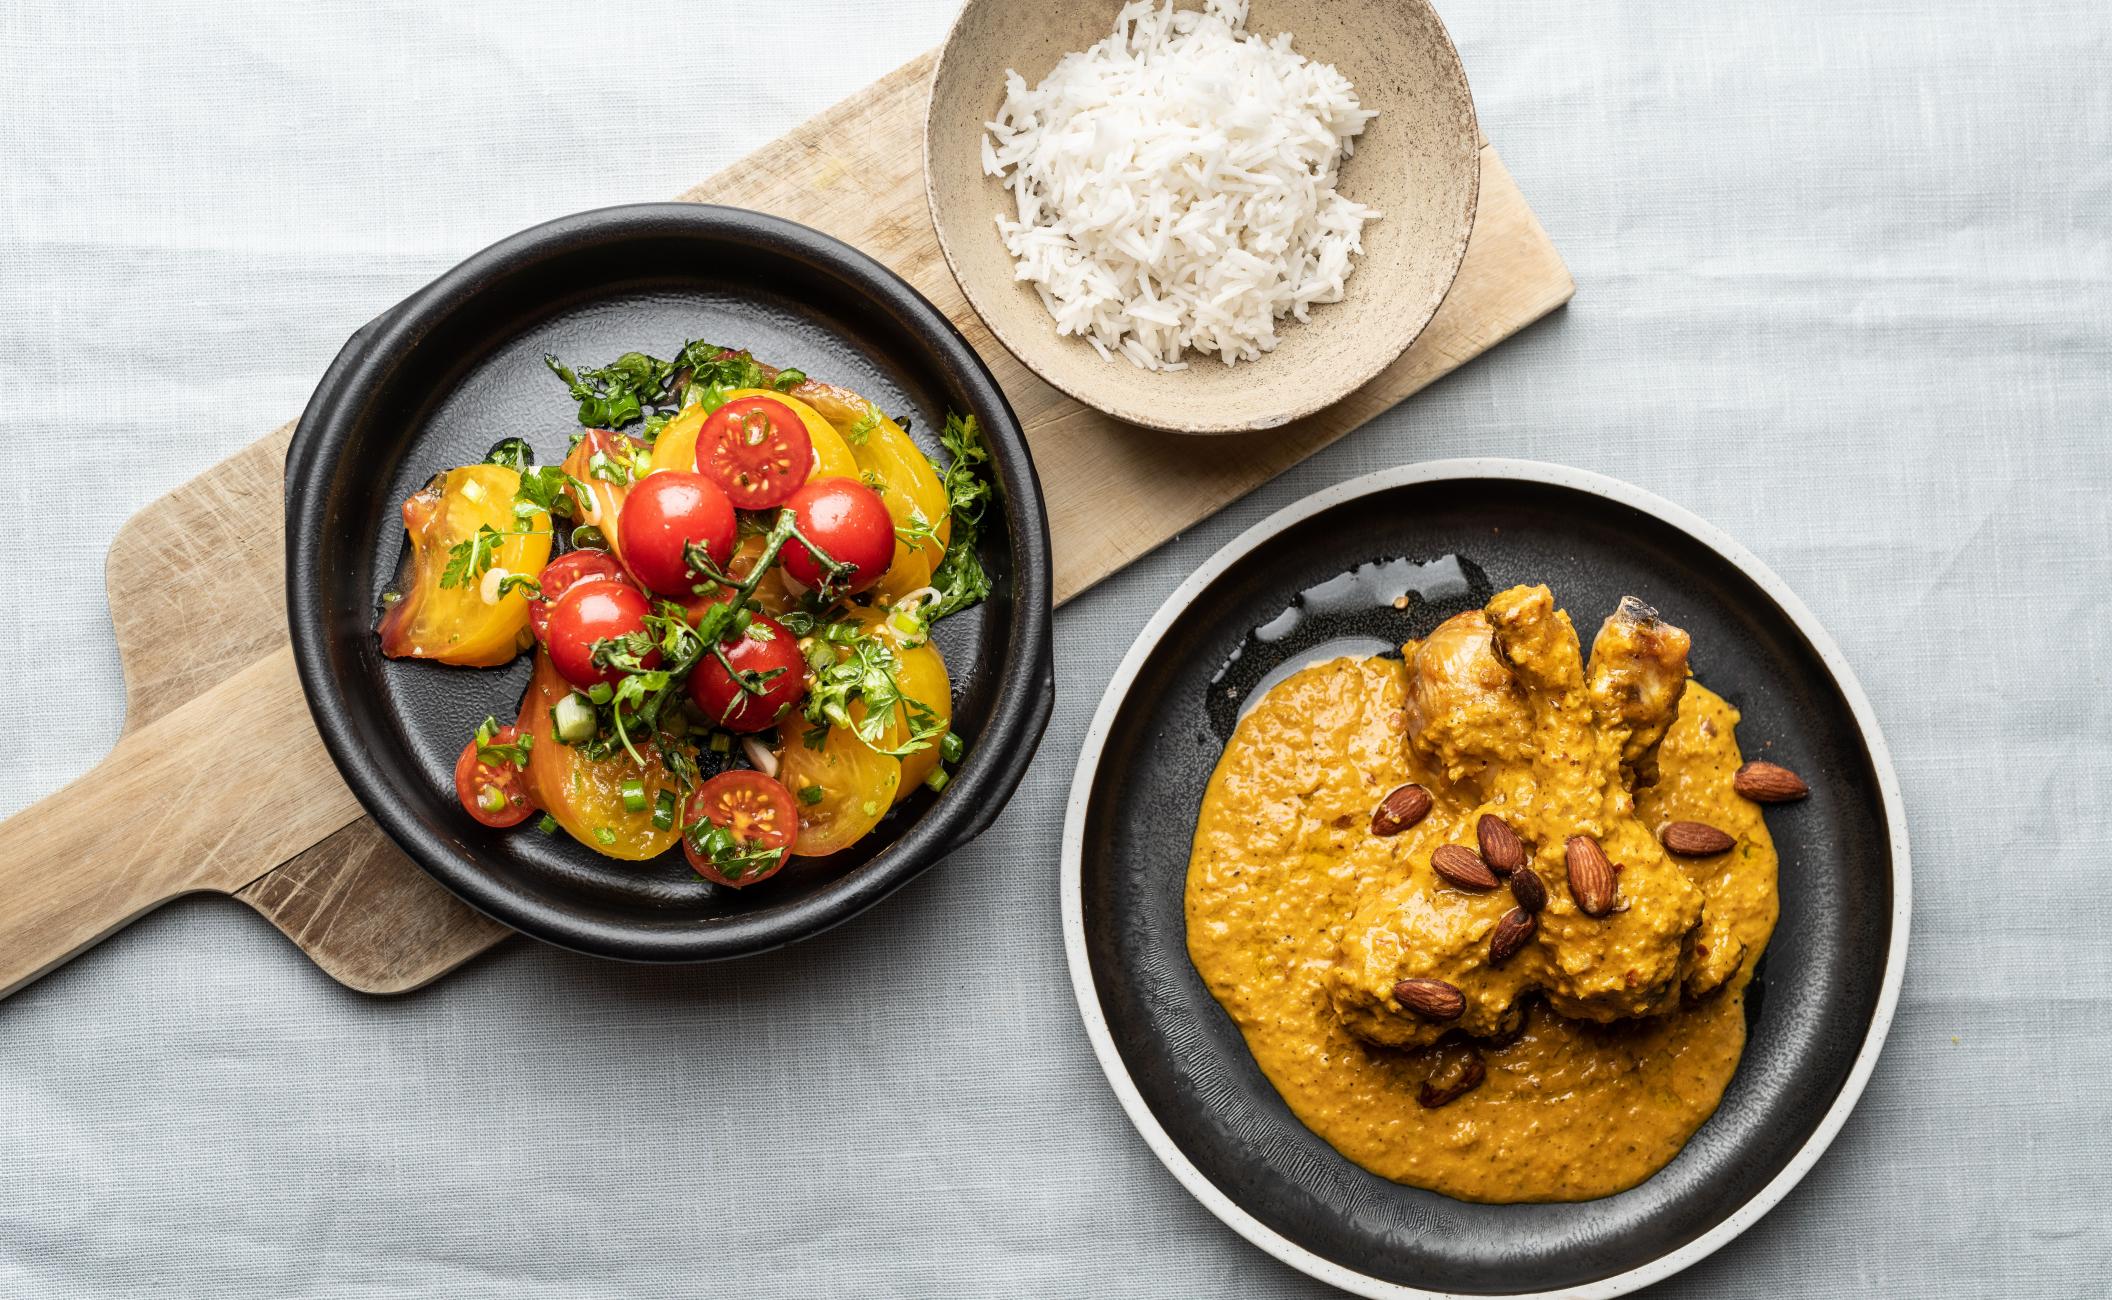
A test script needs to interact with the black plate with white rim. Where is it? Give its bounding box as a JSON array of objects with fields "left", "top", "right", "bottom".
[
  {"left": 1061, "top": 461, "right": 1908, "bottom": 1298},
  {"left": 287, "top": 203, "right": 1055, "bottom": 963}
]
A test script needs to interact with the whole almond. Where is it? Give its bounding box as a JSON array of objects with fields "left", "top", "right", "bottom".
[
  {"left": 1508, "top": 866, "right": 1548, "bottom": 913},
  {"left": 1476, "top": 814, "right": 1527, "bottom": 875},
  {"left": 1371, "top": 783, "right": 1434, "bottom": 836},
  {"left": 1734, "top": 761, "right": 1809, "bottom": 803},
  {"left": 1489, "top": 908, "right": 1537, "bottom": 964},
  {"left": 1393, "top": 978, "right": 1467, "bottom": 1021},
  {"left": 1660, "top": 820, "right": 1737, "bottom": 856},
  {"left": 1565, "top": 835, "right": 1618, "bottom": 917},
  {"left": 1431, "top": 844, "right": 1500, "bottom": 891},
  {"left": 1417, "top": 1047, "right": 1486, "bottom": 1109}
]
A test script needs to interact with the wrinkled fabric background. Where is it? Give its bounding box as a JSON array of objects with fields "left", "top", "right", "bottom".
[{"left": 2, "top": 1, "right": 2105, "bottom": 1296}]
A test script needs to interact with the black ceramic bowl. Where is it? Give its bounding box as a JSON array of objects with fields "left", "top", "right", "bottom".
[
  {"left": 287, "top": 203, "right": 1054, "bottom": 962},
  {"left": 1062, "top": 461, "right": 1909, "bottom": 1298}
]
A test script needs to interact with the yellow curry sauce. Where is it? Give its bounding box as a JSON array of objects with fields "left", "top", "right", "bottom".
[{"left": 1184, "top": 591, "right": 1779, "bottom": 1203}]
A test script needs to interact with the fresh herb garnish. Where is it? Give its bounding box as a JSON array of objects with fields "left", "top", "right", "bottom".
[
  {"left": 682, "top": 820, "right": 784, "bottom": 882},
  {"left": 543, "top": 342, "right": 781, "bottom": 436},
  {"left": 516, "top": 464, "right": 584, "bottom": 521},
  {"left": 440, "top": 525, "right": 506, "bottom": 590},
  {"left": 800, "top": 620, "right": 944, "bottom": 758},
  {"left": 483, "top": 437, "right": 535, "bottom": 472},
  {"left": 472, "top": 715, "right": 533, "bottom": 768},
  {"left": 923, "top": 414, "right": 995, "bottom": 621}
]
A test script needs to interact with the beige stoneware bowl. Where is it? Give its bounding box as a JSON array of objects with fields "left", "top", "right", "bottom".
[{"left": 925, "top": 0, "right": 1481, "bottom": 434}]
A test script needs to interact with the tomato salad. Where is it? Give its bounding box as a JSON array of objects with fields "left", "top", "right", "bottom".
[{"left": 377, "top": 343, "right": 994, "bottom": 887}]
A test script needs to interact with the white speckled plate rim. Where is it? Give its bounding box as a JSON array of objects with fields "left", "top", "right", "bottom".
[{"left": 1057, "top": 458, "right": 1913, "bottom": 1300}]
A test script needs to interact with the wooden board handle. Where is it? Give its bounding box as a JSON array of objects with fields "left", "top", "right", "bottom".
[{"left": 0, "top": 646, "right": 366, "bottom": 997}]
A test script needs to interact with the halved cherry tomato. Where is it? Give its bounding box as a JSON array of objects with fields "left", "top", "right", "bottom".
[
  {"left": 688, "top": 614, "right": 807, "bottom": 733},
  {"left": 721, "top": 388, "right": 860, "bottom": 483},
  {"left": 527, "top": 550, "right": 629, "bottom": 643},
  {"left": 453, "top": 727, "right": 535, "bottom": 828},
  {"left": 378, "top": 465, "right": 552, "bottom": 667},
  {"left": 517, "top": 650, "right": 683, "bottom": 859},
  {"left": 682, "top": 770, "right": 798, "bottom": 886},
  {"left": 544, "top": 579, "right": 655, "bottom": 689},
  {"left": 616, "top": 471, "right": 736, "bottom": 597},
  {"left": 797, "top": 383, "right": 952, "bottom": 596},
  {"left": 783, "top": 477, "right": 894, "bottom": 594},
  {"left": 698, "top": 396, "right": 813, "bottom": 509}
]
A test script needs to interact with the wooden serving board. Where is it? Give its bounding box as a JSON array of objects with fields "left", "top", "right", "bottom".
[{"left": 0, "top": 52, "right": 1570, "bottom": 999}]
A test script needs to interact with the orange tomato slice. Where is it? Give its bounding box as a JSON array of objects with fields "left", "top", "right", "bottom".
[{"left": 516, "top": 649, "right": 684, "bottom": 860}]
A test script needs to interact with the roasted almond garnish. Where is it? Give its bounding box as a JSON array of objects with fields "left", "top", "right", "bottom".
[
  {"left": 1431, "top": 844, "right": 1500, "bottom": 891},
  {"left": 1371, "top": 783, "right": 1434, "bottom": 836},
  {"left": 1417, "top": 1046, "right": 1486, "bottom": 1109},
  {"left": 1660, "top": 821, "right": 1736, "bottom": 856},
  {"left": 1489, "top": 908, "right": 1536, "bottom": 964},
  {"left": 1476, "top": 813, "right": 1527, "bottom": 875},
  {"left": 1393, "top": 978, "right": 1467, "bottom": 1021},
  {"left": 1734, "top": 761, "right": 1809, "bottom": 803},
  {"left": 1508, "top": 866, "right": 1548, "bottom": 913},
  {"left": 1565, "top": 835, "right": 1617, "bottom": 917}
]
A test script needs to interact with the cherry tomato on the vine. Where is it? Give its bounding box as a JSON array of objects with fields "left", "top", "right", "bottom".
[
  {"left": 453, "top": 727, "right": 535, "bottom": 828},
  {"left": 682, "top": 770, "right": 799, "bottom": 887},
  {"left": 698, "top": 396, "right": 814, "bottom": 509},
  {"left": 527, "top": 550, "right": 629, "bottom": 644},
  {"left": 617, "top": 471, "right": 737, "bottom": 598},
  {"left": 782, "top": 477, "right": 894, "bottom": 594},
  {"left": 687, "top": 613, "right": 807, "bottom": 733},
  {"left": 544, "top": 579, "right": 656, "bottom": 689}
]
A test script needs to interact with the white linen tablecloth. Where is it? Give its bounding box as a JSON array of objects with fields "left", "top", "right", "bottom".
[{"left": 2, "top": 1, "right": 2105, "bottom": 1295}]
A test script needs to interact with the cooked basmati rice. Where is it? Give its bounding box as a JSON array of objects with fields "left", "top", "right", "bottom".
[{"left": 982, "top": 0, "right": 1380, "bottom": 371}]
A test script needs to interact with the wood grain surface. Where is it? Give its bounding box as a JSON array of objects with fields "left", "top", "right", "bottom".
[{"left": 3, "top": 52, "right": 1570, "bottom": 999}]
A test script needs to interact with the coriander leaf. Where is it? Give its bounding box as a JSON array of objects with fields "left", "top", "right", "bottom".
[
  {"left": 439, "top": 524, "right": 505, "bottom": 590},
  {"left": 922, "top": 413, "right": 995, "bottom": 622}
]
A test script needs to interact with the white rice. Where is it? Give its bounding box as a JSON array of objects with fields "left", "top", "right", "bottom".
[{"left": 982, "top": 0, "right": 1380, "bottom": 371}]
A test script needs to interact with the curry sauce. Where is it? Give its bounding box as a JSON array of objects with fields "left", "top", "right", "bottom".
[{"left": 1184, "top": 589, "right": 1779, "bottom": 1203}]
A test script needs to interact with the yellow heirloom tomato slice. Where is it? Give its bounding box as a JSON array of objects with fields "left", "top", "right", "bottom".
[
  {"left": 853, "top": 609, "right": 953, "bottom": 803},
  {"left": 378, "top": 464, "right": 551, "bottom": 667},
  {"left": 517, "top": 650, "right": 685, "bottom": 860},
  {"left": 774, "top": 716, "right": 902, "bottom": 857}
]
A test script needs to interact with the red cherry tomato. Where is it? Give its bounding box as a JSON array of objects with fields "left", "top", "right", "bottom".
[
  {"left": 616, "top": 472, "right": 737, "bottom": 598},
  {"left": 528, "top": 550, "right": 629, "bottom": 644},
  {"left": 453, "top": 727, "right": 535, "bottom": 828},
  {"left": 782, "top": 477, "right": 894, "bottom": 594},
  {"left": 687, "top": 614, "right": 808, "bottom": 733},
  {"left": 544, "top": 579, "right": 656, "bottom": 689},
  {"left": 698, "top": 396, "right": 814, "bottom": 509},
  {"left": 682, "top": 770, "right": 799, "bottom": 887}
]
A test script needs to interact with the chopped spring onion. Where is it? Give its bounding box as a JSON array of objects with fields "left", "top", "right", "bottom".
[
  {"left": 940, "top": 731, "right": 964, "bottom": 763},
  {"left": 651, "top": 789, "right": 677, "bottom": 831},
  {"left": 571, "top": 523, "right": 608, "bottom": 550},
  {"left": 708, "top": 732, "right": 732, "bottom": 754},
  {"left": 593, "top": 827, "right": 617, "bottom": 846},
  {"left": 925, "top": 768, "right": 951, "bottom": 793},
  {"left": 478, "top": 785, "right": 509, "bottom": 814},
  {"left": 536, "top": 814, "right": 559, "bottom": 835},
  {"left": 587, "top": 682, "right": 614, "bottom": 706},
  {"left": 551, "top": 692, "right": 596, "bottom": 744},
  {"left": 619, "top": 778, "right": 648, "bottom": 813}
]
